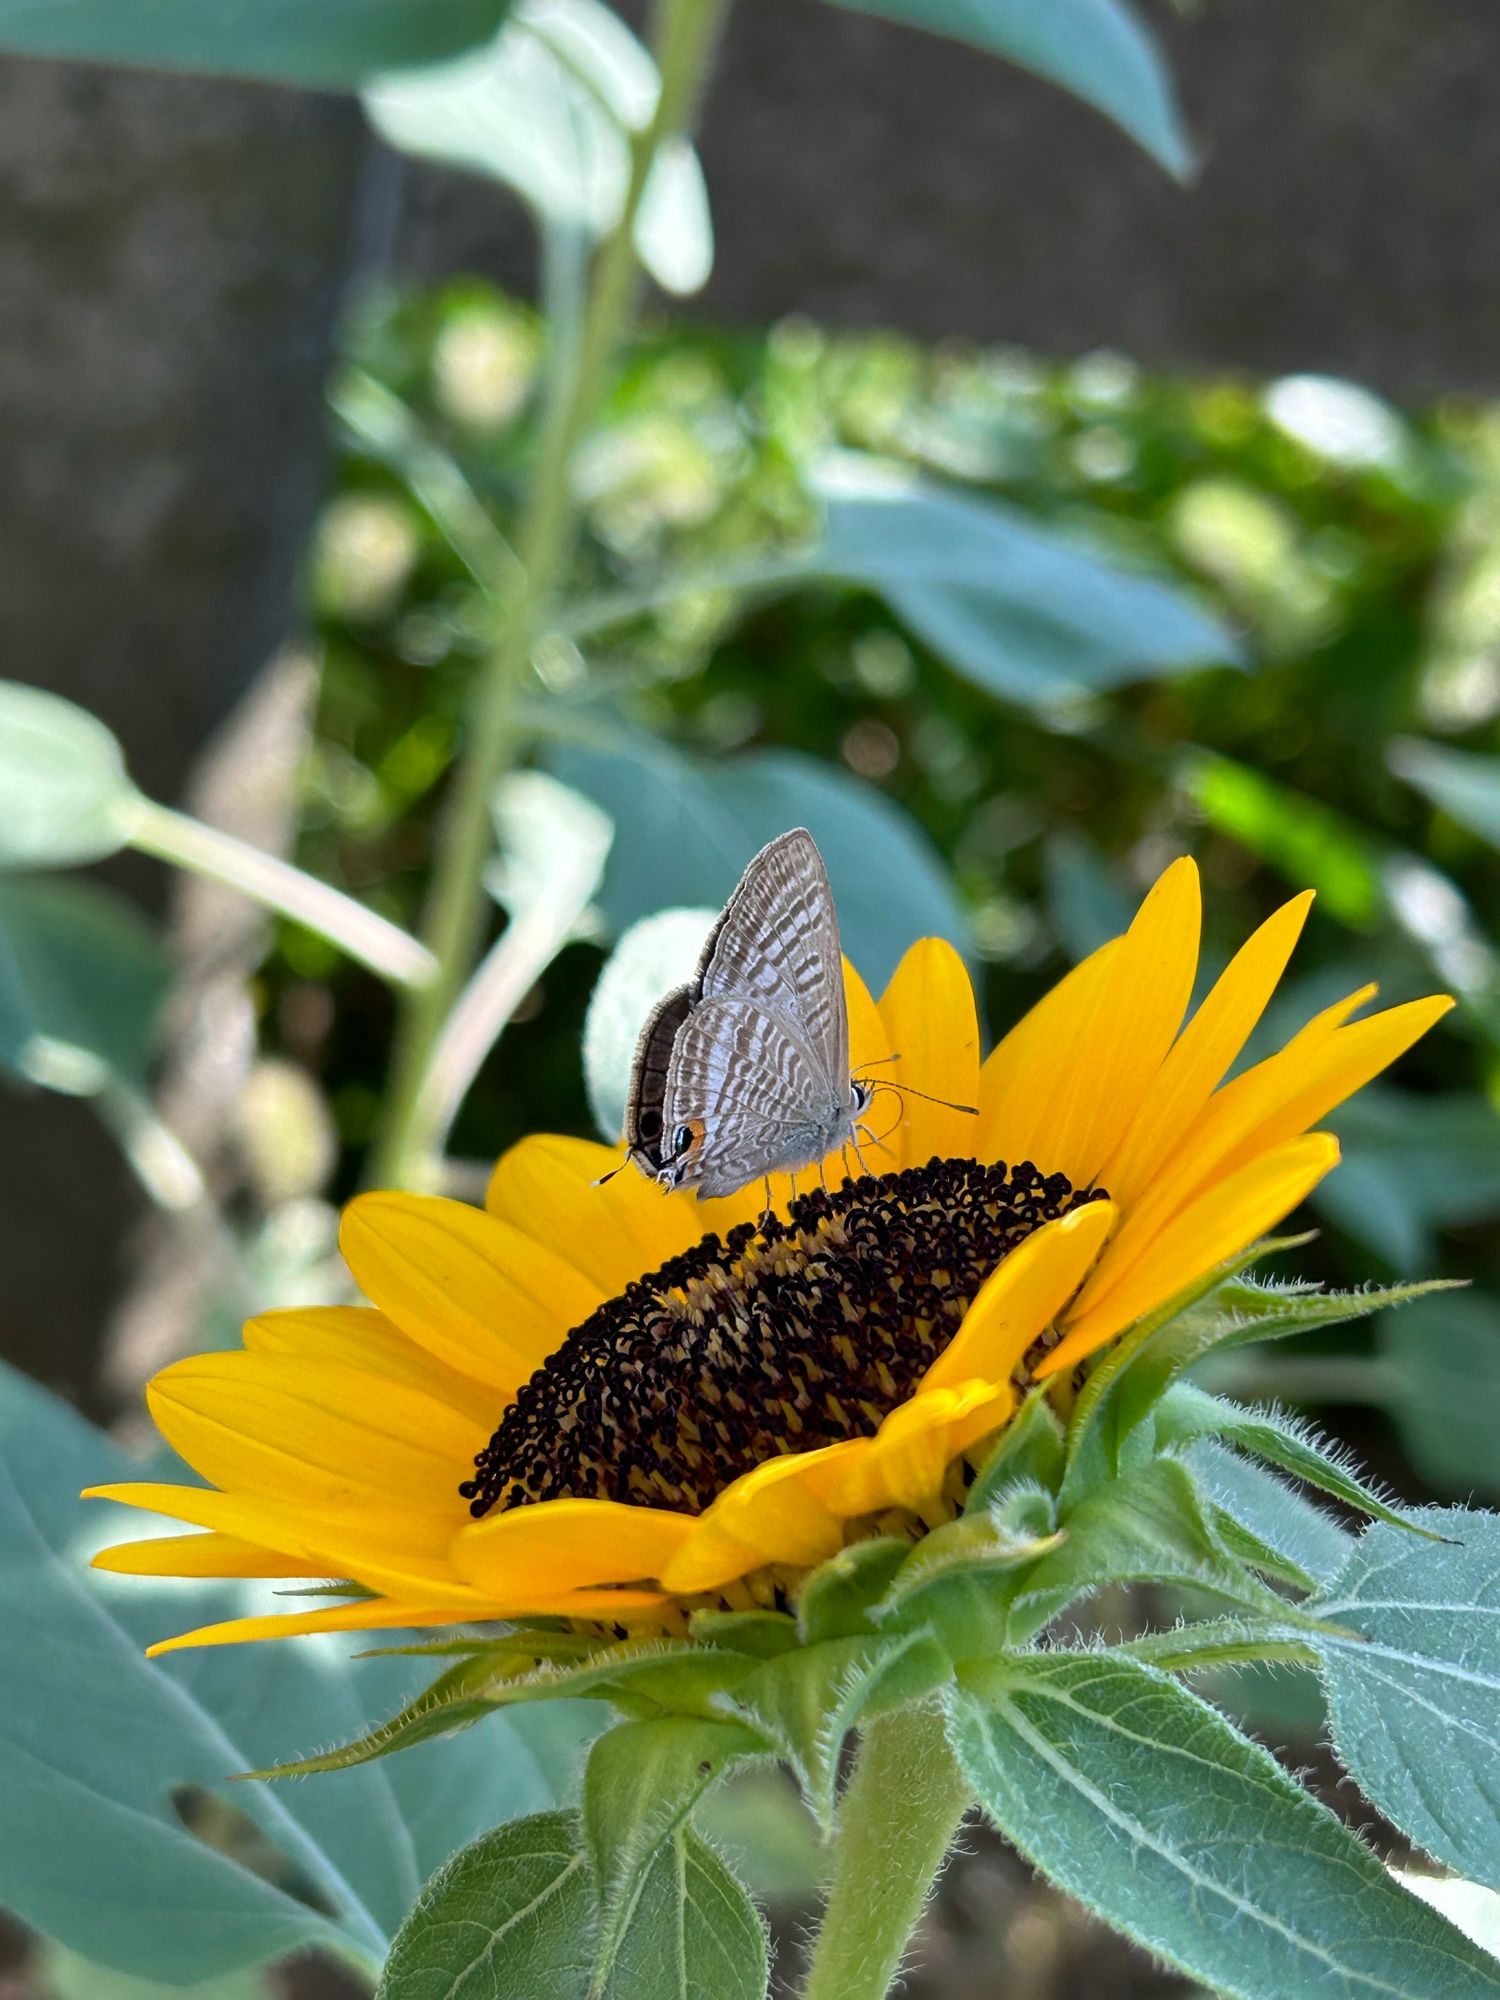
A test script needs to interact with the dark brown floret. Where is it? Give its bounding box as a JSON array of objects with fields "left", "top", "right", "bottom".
[{"left": 461, "top": 1157, "right": 1103, "bottom": 1520}]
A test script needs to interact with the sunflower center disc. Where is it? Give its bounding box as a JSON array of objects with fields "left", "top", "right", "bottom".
[{"left": 461, "top": 1158, "right": 1104, "bottom": 1520}]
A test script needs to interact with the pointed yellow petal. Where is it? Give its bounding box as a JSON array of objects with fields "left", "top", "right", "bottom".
[
  {"left": 84, "top": 1481, "right": 473, "bottom": 1599},
  {"left": 1069, "top": 993, "right": 1451, "bottom": 1328},
  {"left": 1043, "top": 1132, "right": 1341, "bottom": 1375},
  {"left": 145, "top": 1597, "right": 490, "bottom": 1656},
  {"left": 660, "top": 1444, "right": 860, "bottom": 1594},
  {"left": 486, "top": 1134, "right": 702, "bottom": 1291},
  {"left": 876, "top": 938, "right": 981, "bottom": 1169},
  {"left": 455, "top": 1496, "right": 696, "bottom": 1595},
  {"left": 812, "top": 1381, "right": 1012, "bottom": 1517},
  {"left": 921, "top": 1199, "right": 1117, "bottom": 1392},
  {"left": 978, "top": 859, "right": 1201, "bottom": 1187},
  {"left": 243, "top": 1305, "right": 499, "bottom": 1427},
  {"left": 342, "top": 1192, "right": 599, "bottom": 1395},
  {"left": 146, "top": 1352, "right": 483, "bottom": 1514},
  {"left": 1099, "top": 891, "right": 1314, "bottom": 1206},
  {"left": 91, "top": 1530, "right": 332, "bottom": 1579},
  {"left": 976, "top": 941, "right": 1119, "bottom": 1167}
]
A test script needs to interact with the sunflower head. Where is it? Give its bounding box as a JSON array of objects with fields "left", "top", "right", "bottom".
[{"left": 88, "top": 857, "right": 1450, "bottom": 1686}]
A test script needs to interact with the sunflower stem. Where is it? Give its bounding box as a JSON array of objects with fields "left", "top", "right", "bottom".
[
  {"left": 800, "top": 1706, "right": 972, "bottom": 2000},
  {"left": 366, "top": 0, "right": 729, "bottom": 1191}
]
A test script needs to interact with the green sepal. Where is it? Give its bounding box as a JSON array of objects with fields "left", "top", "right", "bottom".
[
  {"left": 1062, "top": 1241, "right": 1453, "bottom": 1504},
  {"left": 1157, "top": 1382, "right": 1450, "bottom": 1541},
  {"left": 795, "top": 1536, "right": 910, "bottom": 1643},
  {"left": 1185, "top": 1438, "right": 1357, "bottom": 1591},
  {"left": 1004, "top": 1458, "right": 1290, "bottom": 1646},
  {"left": 1119, "top": 1615, "right": 1323, "bottom": 1674},
  {"left": 687, "top": 1607, "right": 801, "bottom": 1657},
  {"left": 248, "top": 1640, "right": 757, "bottom": 1778},
  {"left": 583, "top": 1715, "right": 767, "bottom": 1987},
  {"left": 873, "top": 1485, "right": 1061, "bottom": 1632},
  {"left": 719, "top": 1630, "right": 952, "bottom": 1834},
  {"left": 965, "top": 1386, "right": 1065, "bottom": 1507}
]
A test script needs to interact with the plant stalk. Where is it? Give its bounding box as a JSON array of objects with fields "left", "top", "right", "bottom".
[
  {"left": 125, "top": 797, "right": 436, "bottom": 990},
  {"left": 800, "top": 1706, "right": 972, "bottom": 2000},
  {"left": 366, "top": 0, "right": 729, "bottom": 1189}
]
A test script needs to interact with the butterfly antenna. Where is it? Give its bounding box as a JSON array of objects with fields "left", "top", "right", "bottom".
[
  {"left": 592, "top": 1160, "right": 628, "bottom": 1187},
  {"left": 859, "top": 1075, "right": 978, "bottom": 1115}
]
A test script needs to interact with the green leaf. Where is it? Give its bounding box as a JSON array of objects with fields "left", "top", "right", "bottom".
[
  {"left": 1159, "top": 1384, "right": 1433, "bottom": 1542},
  {"left": 0, "top": 0, "right": 508, "bottom": 87},
  {"left": 0, "top": 683, "right": 138, "bottom": 870},
  {"left": 724, "top": 1632, "right": 951, "bottom": 1832},
  {"left": 948, "top": 1651, "right": 1500, "bottom": 1998},
  {"left": 583, "top": 1716, "right": 764, "bottom": 1984},
  {"left": 379, "top": 1809, "right": 595, "bottom": 2000},
  {"left": 1184, "top": 1438, "right": 1355, "bottom": 1593},
  {"left": 597, "top": 1826, "right": 767, "bottom": 2000},
  {"left": 1009, "top": 1458, "right": 1284, "bottom": 1641},
  {"left": 0, "top": 1362, "right": 587, "bottom": 1983},
  {"left": 965, "top": 1386, "right": 1064, "bottom": 1507},
  {"left": 582, "top": 907, "right": 715, "bottom": 1142},
  {"left": 822, "top": 0, "right": 1191, "bottom": 177},
  {"left": 365, "top": 0, "right": 713, "bottom": 296},
  {"left": 812, "top": 454, "right": 1237, "bottom": 704},
  {"left": 1391, "top": 736, "right": 1500, "bottom": 850},
  {"left": 549, "top": 729, "right": 969, "bottom": 988},
  {"left": 1062, "top": 1250, "right": 1441, "bottom": 1504},
  {"left": 795, "top": 1536, "right": 911, "bottom": 1643},
  {"left": 0, "top": 877, "right": 170, "bottom": 1093},
  {"left": 877, "top": 1489, "right": 1060, "bottom": 1625},
  {"left": 1377, "top": 1291, "right": 1500, "bottom": 1501},
  {"left": 1312, "top": 1508, "right": 1500, "bottom": 1895},
  {"left": 686, "top": 1609, "right": 801, "bottom": 1658},
  {"left": 260, "top": 1641, "right": 755, "bottom": 1776}
]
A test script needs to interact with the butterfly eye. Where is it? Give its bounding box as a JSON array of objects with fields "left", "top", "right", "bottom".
[{"left": 673, "top": 1125, "right": 694, "bottom": 1156}]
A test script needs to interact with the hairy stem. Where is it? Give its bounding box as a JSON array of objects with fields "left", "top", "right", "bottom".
[
  {"left": 367, "top": 0, "right": 729, "bottom": 1189},
  {"left": 801, "top": 1707, "right": 972, "bottom": 2000}
]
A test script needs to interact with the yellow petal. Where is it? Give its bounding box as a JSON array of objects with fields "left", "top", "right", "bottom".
[
  {"left": 876, "top": 938, "right": 981, "bottom": 1169},
  {"left": 146, "top": 1351, "right": 483, "bottom": 1514},
  {"left": 142, "top": 1588, "right": 670, "bottom": 1657},
  {"left": 1098, "top": 891, "right": 1314, "bottom": 1206},
  {"left": 811, "top": 1380, "right": 1012, "bottom": 1517},
  {"left": 455, "top": 1496, "right": 696, "bottom": 1595},
  {"left": 342, "top": 1192, "right": 600, "bottom": 1395},
  {"left": 1043, "top": 1131, "right": 1341, "bottom": 1375},
  {"left": 978, "top": 859, "right": 1201, "bottom": 1187},
  {"left": 91, "top": 1530, "right": 331, "bottom": 1579},
  {"left": 976, "top": 941, "right": 1119, "bottom": 1167},
  {"left": 660, "top": 1444, "right": 860, "bottom": 1594},
  {"left": 486, "top": 1134, "right": 702, "bottom": 1291},
  {"left": 921, "top": 1199, "right": 1117, "bottom": 1392},
  {"left": 1070, "top": 993, "right": 1451, "bottom": 1328},
  {"left": 84, "top": 1481, "right": 473, "bottom": 1600},
  {"left": 243, "top": 1305, "right": 499, "bottom": 1427}
]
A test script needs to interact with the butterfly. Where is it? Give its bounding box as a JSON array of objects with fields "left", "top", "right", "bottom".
[{"left": 619, "top": 828, "right": 877, "bottom": 1200}]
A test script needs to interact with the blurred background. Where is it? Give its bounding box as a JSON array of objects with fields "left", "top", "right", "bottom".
[{"left": 2, "top": 2, "right": 1499, "bottom": 1995}]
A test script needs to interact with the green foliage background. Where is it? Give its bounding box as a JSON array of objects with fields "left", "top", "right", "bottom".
[{"left": 285, "top": 282, "right": 1500, "bottom": 1504}]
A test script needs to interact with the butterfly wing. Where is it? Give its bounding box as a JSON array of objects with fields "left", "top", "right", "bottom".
[
  {"left": 622, "top": 982, "right": 693, "bottom": 1170},
  {"left": 693, "top": 828, "right": 849, "bottom": 1092},
  {"left": 663, "top": 995, "right": 849, "bottom": 1198}
]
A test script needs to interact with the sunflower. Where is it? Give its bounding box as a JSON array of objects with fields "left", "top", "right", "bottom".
[{"left": 88, "top": 858, "right": 1450, "bottom": 1655}]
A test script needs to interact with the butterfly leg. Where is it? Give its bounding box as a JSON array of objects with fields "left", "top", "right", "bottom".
[{"left": 760, "top": 1175, "right": 773, "bottom": 1223}]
